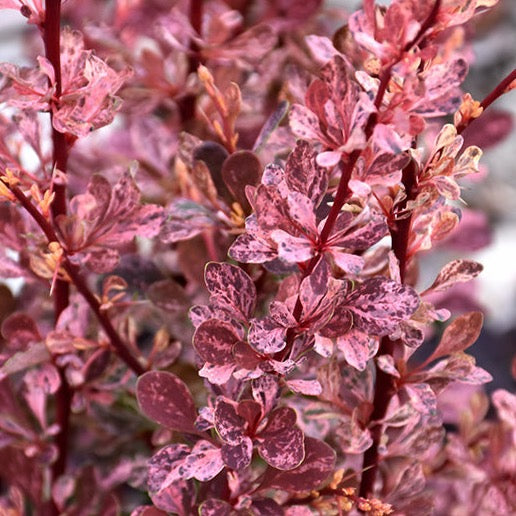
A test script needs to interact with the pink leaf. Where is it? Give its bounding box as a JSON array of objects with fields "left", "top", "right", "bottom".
[
  {"left": 424, "top": 259, "right": 483, "bottom": 294},
  {"left": 147, "top": 444, "right": 190, "bottom": 494},
  {"left": 284, "top": 140, "right": 328, "bottom": 206},
  {"left": 335, "top": 412, "right": 373, "bottom": 453},
  {"left": 427, "top": 312, "right": 483, "bottom": 363},
  {"left": 337, "top": 328, "right": 378, "bottom": 371},
  {"left": 286, "top": 379, "right": 322, "bottom": 396},
  {"left": 260, "top": 437, "right": 335, "bottom": 492},
  {"left": 229, "top": 232, "right": 277, "bottom": 264},
  {"left": 205, "top": 262, "right": 256, "bottom": 320},
  {"left": 289, "top": 104, "right": 322, "bottom": 141},
  {"left": 271, "top": 230, "right": 313, "bottom": 264},
  {"left": 137, "top": 371, "right": 197, "bottom": 432},
  {"left": 248, "top": 316, "right": 286, "bottom": 354},
  {"left": 252, "top": 375, "right": 280, "bottom": 414},
  {"left": 182, "top": 440, "right": 224, "bottom": 481},
  {"left": 345, "top": 277, "right": 419, "bottom": 335}
]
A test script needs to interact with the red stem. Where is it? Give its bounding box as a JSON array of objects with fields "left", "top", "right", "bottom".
[
  {"left": 358, "top": 160, "right": 418, "bottom": 498},
  {"left": 457, "top": 68, "right": 516, "bottom": 134},
  {"left": 357, "top": 0, "right": 442, "bottom": 499},
  {"left": 3, "top": 182, "right": 146, "bottom": 377},
  {"left": 43, "top": 0, "right": 72, "bottom": 494}
]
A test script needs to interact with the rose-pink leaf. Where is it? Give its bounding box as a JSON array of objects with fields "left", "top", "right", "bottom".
[
  {"left": 425, "top": 259, "right": 483, "bottom": 294},
  {"left": 337, "top": 329, "right": 378, "bottom": 371}
]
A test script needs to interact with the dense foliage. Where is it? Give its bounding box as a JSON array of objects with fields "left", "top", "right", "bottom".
[{"left": 0, "top": 0, "right": 514, "bottom": 514}]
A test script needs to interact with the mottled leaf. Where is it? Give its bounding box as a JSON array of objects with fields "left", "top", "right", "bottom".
[
  {"left": 258, "top": 408, "right": 304, "bottom": 470},
  {"left": 248, "top": 316, "right": 286, "bottom": 354},
  {"left": 147, "top": 444, "right": 190, "bottom": 493},
  {"left": 289, "top": 104, "right": 322, "bottom": 141},
  {"left": 182, "top": 440, "right": 224, "bottom": 481},
  {"left": 345, "top": 277, "right": 419, "bottom": 335},
  {"left": 205, "top": 262, "right": 256, "bottom": 320},
  {"left": 284, "top": 140, "right": 328, "bottom": 206},
  {"left": 427, "top": 312, "right": 483, "bottom": 363},
  {"left": 337, "top": 328, "right": 378, "bottom": 371},
  {"left": 221, "top": 437, "right": 253, "bottom": 471},
  {"left": 252, "top": 375, "right": 280, "bottom": 414},
  {"left": 214, "top": 398, "right": 246, "bottom": 445},
  {"left": 260, "top": 437, "right": 335, "bottom": 492},
  {"left": 199, "top": 499, "right": 234, "bottom": 516},
  {"left": 193, "top": 319, "right": 240, "bottom": 366},
  {"left": 424, "top": 259, "right": 483, "bottom": 294},
  {"left": 137, "top": 371, "right": 196, "bottom": 432}
]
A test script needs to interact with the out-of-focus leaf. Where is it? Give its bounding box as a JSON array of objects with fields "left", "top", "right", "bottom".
[
  {"left": 426, "top": 312, "right": 483, "bottom": 363},
  {"left": 253, "top": 101, "right": 289, "bottom": 152},
  {"left": 137, "top": 371, "right": 197, "bottom": 432},
  {"left": 0, "top": 342, "right": 50, "bottom": 381},
  {"left": 221, "top": 150, "right": 261, "bottom": 212}
]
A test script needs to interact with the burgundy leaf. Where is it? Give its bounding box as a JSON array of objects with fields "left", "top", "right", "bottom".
[
  {"left": 193, "top": 319, "right": 240, "bottom": 366},
  {"left": 258, "top": 407, "right": 304, "bottom": 470},
  {"left": 137, "top": 371, "right": 197, "bottom": 432},
  {"left": 214, "top": 398, "right": 246, "bottom": 445},
  {"left": 221, "top": 437, "right": 253, "bottom": 470},
  {"left": 427, "top": 312, "right": 483, "bottom": 363},
  {"left": 1, "top": 312, "right": 41, "bottom": 351},
  {"left": 205, "top": 262, "right": 256, "bottom": 320},
  {"left": 221, "top": 150, "right": 262, "bottom": 212},
  {"left": 147, "top": 279, "right": 190, "bottom": 313},
  {"left": 260, "top": 437, "right": 335, "bottom": 492},
  {"left": 424, "top": 259, "right": 483, "bottom": 294},
  {"left": 252, "top": 375, "right": 280, "bottom": 414},
  {"left": 199, "top": 499, "right": 234, "bottom": 516}
]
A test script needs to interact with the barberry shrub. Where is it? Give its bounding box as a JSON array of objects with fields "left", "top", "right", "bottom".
[{"left": 0, "top": 0, "right": 514, "bottom": 514}]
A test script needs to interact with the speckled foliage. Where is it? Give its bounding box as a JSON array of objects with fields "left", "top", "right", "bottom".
[{"left": 0, "top": 1, "right": 515, "bottom": 515}]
